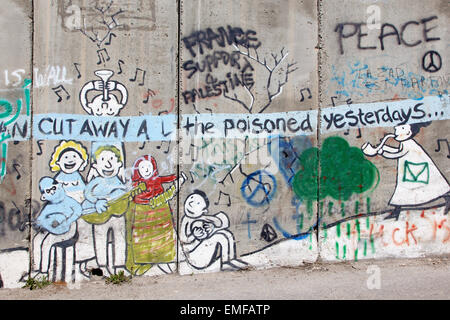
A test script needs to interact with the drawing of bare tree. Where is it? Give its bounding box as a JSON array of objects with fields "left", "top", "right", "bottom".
[{"left": 223, "top": 45, "right": 298, "bottom": 113}]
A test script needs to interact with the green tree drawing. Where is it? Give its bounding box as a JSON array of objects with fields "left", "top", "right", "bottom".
[{"left": 292, "top": 136, "right": 379, "bottom": 215}]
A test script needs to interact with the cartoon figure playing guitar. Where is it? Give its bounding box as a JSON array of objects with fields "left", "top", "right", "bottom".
[
  {"left": 81, "top": 145, "right": 132, "bottom": 276},
  {"left": 32, "top": 177, "right": 83, "bottom": 276}
]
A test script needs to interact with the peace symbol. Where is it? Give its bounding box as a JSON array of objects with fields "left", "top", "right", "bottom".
[
  {"left": 260, "top": 223, "right": 277, "bottom": 242},
  {"left": 422, "top": 50, "right": 442, "bottom": 73},
  {"left": 240, "top": 170, "right": 277, "bottom": 207}
]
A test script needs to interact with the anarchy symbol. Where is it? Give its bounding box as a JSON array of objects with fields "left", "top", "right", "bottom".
[{"left": 422, "top": 50, "right": 442, "bottom": 73}]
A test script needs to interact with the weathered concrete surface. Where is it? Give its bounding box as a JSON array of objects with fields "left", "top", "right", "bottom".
[
  {"left": 0, "top": 256, "right": 449, "bottom": 300},
  {"left": 317, "top": 0, "right": 449, "bottom": 261},
  {"left": 0, "top": 0, "right": 33, "bottom": 288},
  {"left": 178, "top": 0, "right": 319, "bottom": 274}
]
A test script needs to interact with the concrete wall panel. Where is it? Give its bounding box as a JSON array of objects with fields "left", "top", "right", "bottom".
[
  {"left": 318, "top": 0, "right": 449, "bottom": 261},
  {"left": 0, "top": 0, "right": 32, "bottom": 288},
  {"left": 178, "top": 0, "right": 319, "bottom": 274}
]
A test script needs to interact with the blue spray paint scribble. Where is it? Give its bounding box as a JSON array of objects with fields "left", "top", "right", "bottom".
[
  {"left": 330, "top": 61, "right": 449, "bottom": 100},
  {"left": 268, "top": 135, "right": 312, "bottom": 186}
]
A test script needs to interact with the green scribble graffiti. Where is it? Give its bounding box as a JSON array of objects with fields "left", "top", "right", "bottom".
[
  {"left": 0, "top": 100, "right": 13, "bottom": 119},
  {"left": 0, "top": 79, "right": 31, "bottom": 182}
]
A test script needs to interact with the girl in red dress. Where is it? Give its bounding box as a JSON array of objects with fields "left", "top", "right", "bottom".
[{"left": 125, "top": 155, "right": 178, "bottom": 275}]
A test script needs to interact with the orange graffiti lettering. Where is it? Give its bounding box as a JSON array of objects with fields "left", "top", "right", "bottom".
[
  {"left": 392, "top": 228, "right": 403, "bottom": 246},
  {"left": 404, "top": 222, "right": 418, "bottom": 245},
  {"left": 438, "top": 219, "right": 450, "bottom": 243},
  {"left": 392, "top": 222, "right": 418, "bottom": 246}
]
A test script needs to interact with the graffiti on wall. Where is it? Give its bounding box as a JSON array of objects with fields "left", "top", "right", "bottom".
[
  {"left": 181, "top": 25, "right": 298, "bottom": 113},
  {"left": 180, "top": 190, "right": 248, "bottom": 271},
  {"left": 0, "top": 79, "right": 31, "bottom": 182},
  {"left": 362, "top": 122, "right": 449, "bottom": 220},
  {"left": 1, "top": 1, "right": 450, "bottom": 289}
]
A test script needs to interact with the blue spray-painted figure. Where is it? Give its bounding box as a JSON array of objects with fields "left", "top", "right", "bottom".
[
  {"left": 32, "top": 177, "right": 82, "bottom": 276},
  {"left": 34, "top": 177, "right": 83, "bottom": 235}
]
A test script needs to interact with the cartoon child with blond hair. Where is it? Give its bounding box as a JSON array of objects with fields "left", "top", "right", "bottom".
[
  {"left": 49, "top": 140, "right": 89, "bottom": 203},
  {"left": 48, "top": 140, "right": 96, "bottom": 275}
]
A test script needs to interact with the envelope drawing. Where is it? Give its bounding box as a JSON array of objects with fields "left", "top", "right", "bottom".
[{"left": 402, "top": 161, "right": 429, "bottom": 184}]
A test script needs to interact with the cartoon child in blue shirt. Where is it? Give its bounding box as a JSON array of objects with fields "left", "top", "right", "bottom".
[
  {"left": 81, "top": 145, "right": 130, "bottom": 275},
  {"left": 82, "top": 145, "right": 130, "bottom": 212}
]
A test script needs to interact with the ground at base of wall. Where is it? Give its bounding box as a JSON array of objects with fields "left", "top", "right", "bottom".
[{"left": 0, "top": 255, "right": 449, "bottom": 300}]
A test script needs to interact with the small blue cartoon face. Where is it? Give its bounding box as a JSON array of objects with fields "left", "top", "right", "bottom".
[{"left": 39, "top": 177, "right": 65, "bottom": 203}]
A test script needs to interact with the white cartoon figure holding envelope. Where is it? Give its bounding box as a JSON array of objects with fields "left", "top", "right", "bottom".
[{"left": 362, "top": 121, "right": 450, "bottom": 220}]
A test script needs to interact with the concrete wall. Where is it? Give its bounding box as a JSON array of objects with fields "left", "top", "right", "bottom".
[{"left": 0, "top": 0, "right": 448, "bottom": 288}]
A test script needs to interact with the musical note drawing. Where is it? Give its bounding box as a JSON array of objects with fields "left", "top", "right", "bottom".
[
  {"left": 73, "top": 62, "right": 82, "bottom": 79},
  {"left": 299, "top": 88, "right": 312, "bottom": 102},
  {"left": 158, "top": 110, "right": 170, "bottom": 116},
  {"left": 117, "top": 59, "right": 124, "bottom": 74},
  {"left": 186, "top": 144, "right": 199, "bottom": 162},
  {"left": 344, "top": 127, "right": 362, "bottom": 138},
  {"left": 96, "top": 48, "right": 110, "bottom": 65},
  {"left": 356, "top": 128, "right": 362, "bottom": 138},
  {"left": 138, "top": 141, "right": 146, "bottom": 150},
  {"left": 157, "top": 140, "right": 171, "bottom": 154},
  {"left": 129, "top": 68, "right": 146, "bottom": 86},
  {"left": 143, "top": 88, "right": 156, "bottom": 104},
  {"left": 52, "top": 85, "right": 70, "bottom": 102},
  {"left": 331, "top": 96, "right": 353, "bottom": 107},
  {"left": 12, "top": 162, "right": 21, "bottom": 180},
  {"left": 105, "top": 32, "right": 116, "bottom": 45},
  {"left": 435, "top": 139, "right": 450, "bottom": 159},
  {"left": 218, "top": 166, "right": 235, "bottom": 186},
  {"left": 330, "top": 96, "right": 338, "bottom": 107},
  {"left": 188, "top": 171, "right": 196, "bottom": 183},
  {"left": 214, "top": 190, "right": 231, "bottom": 207},
  {"left": 182, "top": 143, "right": 197, "bottom": 162},
  {"left": 36, "top": 140, "right": 43, "bottom": 156}
]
